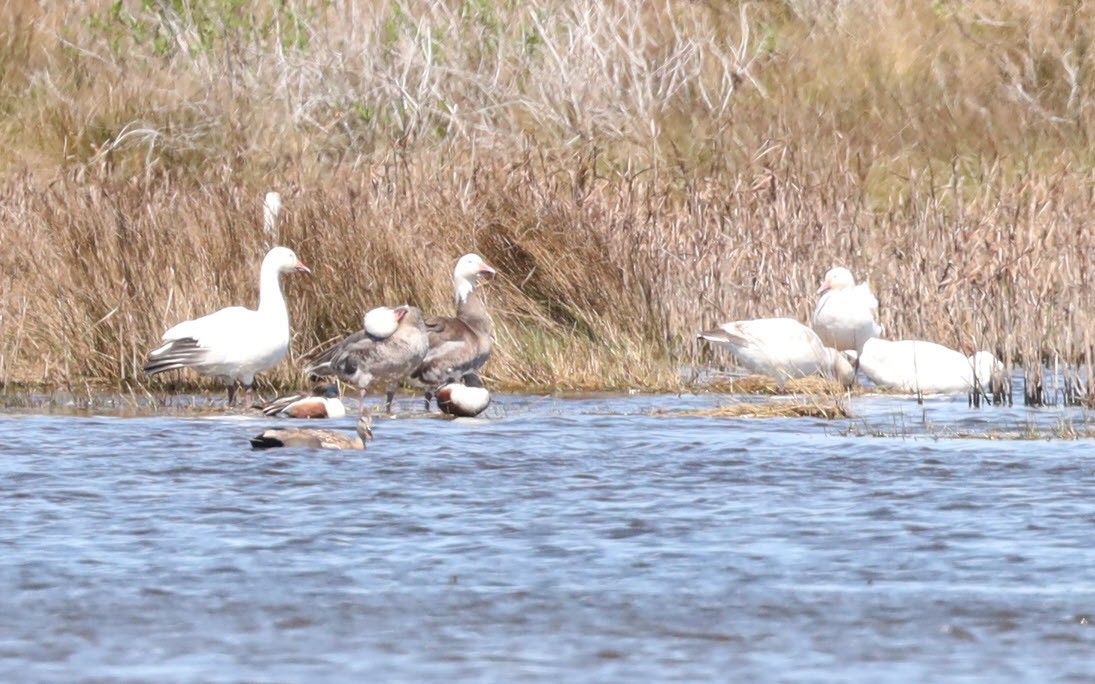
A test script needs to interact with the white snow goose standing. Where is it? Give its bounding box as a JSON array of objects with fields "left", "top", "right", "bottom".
[
  {"left": 260, "top": 383, "right": 347, "bottom": 419},
  {"left": 436, "top": 372, "right": 492, "bottom": 417},
  {"left": 848, "top": 338, "right": 998, "bottom": 395},
  {"left": 411, "top": 253, "right": 497, "bottom": 410},
  {"left": 304, "top": 305, "right": 430, "bottom": 415},
  {"left": 143, "top": 246, "right": 310, "bottom": 405},
  {"left": 262, "top": 191, "right": 281, "bottom": 244},
  {"left": 811, "top": 266, "right": 883, "bottom": 354},
  {"left": 250, "top": 416, "right": 373, "bottom": 450},
  {"left": 698, "top": 317, "right": 856, "bottom": 389}
]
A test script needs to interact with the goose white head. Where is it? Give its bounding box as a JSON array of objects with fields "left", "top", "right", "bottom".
[
  {"left": 453, "top": 253, "right": 497, "bottom": 303},
  {"left": 265, "top": 246, "right": 310, "bottom": 275},
  {"left": 818, "top": 267, "right": 857, "bottom": 295}
]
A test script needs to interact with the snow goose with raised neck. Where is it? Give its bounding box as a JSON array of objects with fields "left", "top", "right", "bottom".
[
  {"left": 304, "top": 305, "right": 429, "bottom": 415},
  {"left": 262, "top": 191, "right": 281, "bottom": 244},
  {"left": 143, "top": 246, "right": 310, "bottom": 405},
  {"left": 698, "top": 317, "right": 856, "bottom": 389},
  {"left": 437, "top": 372, "right": 492, "bottom": 417},
  {"left": 250, "top": 416, "right": 372, "bottom": 450},
  {"left": 811, "top": 267, "right": 883, "bottom": 354},
  {"left": 260, "top": 383, "right": 346, "bottom": 419},
  {"left": 847, "top": 338, "right": 999, "bottom": 395},
  {"left": 411, "top": 253, "right": 497, "bottom": 410}
]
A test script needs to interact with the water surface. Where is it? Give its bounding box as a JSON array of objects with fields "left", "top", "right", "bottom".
[{"left": 2, "top": 390, "right": 1094, "bottom": 682}]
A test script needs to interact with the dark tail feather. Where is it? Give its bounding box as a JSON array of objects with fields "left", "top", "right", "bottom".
[
  {"left": 250, "top": 433, "right": 284, "bottom": 449},
  {"left": 143, "top": 338, "right": 205, "bottom": 376}
]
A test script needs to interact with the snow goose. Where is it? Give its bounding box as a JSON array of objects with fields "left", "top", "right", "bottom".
[
  {"left": 437, "top": 372, "right": 492, "bottom": 417},
  {"left": 304, "top": 305, "right": 430, "bottom": 414},
  {"left": 260, "top": 383, "right": 346, "bottom": 419},
  {"left": 411, "top": 253, "right": 497, "bottom": 410},
  {"left": 698, "top": 317, "right": 856, "bottom": 389},
  {"left": 849, "top": 338, "right": 992, "bottom": 394},
  {"left": 263, "top": 191, "right": 281, "bottom": 243},
  {"left": 250, "top": 416, "right": 372, "bottom": 450},
  {"left": 811, "top": 267, "right": 883, "bottom": 354},
  {"left": 143, "top": 246, "right": 310, "bottom": 405}
]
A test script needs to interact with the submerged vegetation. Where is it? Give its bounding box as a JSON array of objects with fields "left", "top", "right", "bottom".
[{"left": 1, "top": 1, "right": 1095, "bottom": 396}]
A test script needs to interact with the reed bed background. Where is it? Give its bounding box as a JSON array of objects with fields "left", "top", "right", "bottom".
[{"left": 1, "top": 0, "right": 1094, "bottom": 396}]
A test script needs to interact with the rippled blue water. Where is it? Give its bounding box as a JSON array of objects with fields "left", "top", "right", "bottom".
[{"left": 2, "top": 391, "right": 1095, "bottom": 682}]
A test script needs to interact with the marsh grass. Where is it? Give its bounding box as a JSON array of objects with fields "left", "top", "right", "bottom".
[
  {"left": 670, "top": 396, "right": 850, "bottom": 420},
  {"left": 2, "top": 1, "right": 1095, "bottom": 395},
  {"left": 700, "top": 374, "right": 853, "bottom": 397}
]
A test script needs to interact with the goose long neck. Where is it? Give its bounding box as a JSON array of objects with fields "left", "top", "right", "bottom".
[
  {"left": 454, "top": 274, "right": 475, "bottom": 307},
  {"left": 458, "top": 288, "right": 491, "bottom": 335},
  {"left": 257, "top": 260, "right": 288, "bottom": 324}
]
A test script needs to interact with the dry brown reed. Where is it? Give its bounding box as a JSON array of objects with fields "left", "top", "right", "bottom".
[
  {"left": 700, "top": 374, "right": 851, "bottom": 397},
  {"left": 2, "top": 1, "right": 1095, "bottom": 396},
  {"left": 673, "top": 398, "right": 850, "bottom": 420}
]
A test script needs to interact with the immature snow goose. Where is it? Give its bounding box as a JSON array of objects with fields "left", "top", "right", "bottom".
[
  {"left": 143, "top": 246, "right": 310, "bottom": 405},
  {"left": 811, "top": 267, "right": 883, "bottom": 354},
  {"left": 304, "top": 305, "right": 429, "bottom": 414},
  {"left": 698, "top": 317, "right": 855, "bottom": 389},
  {"left": 436, "top": 372, "right": 492, "bottom": 417},
  {"left": 250, "top": 416, "right": 372, "bottom": 450},
  {"left": 260, "top": 383, "right": 346, "bottom": 419},
  {"left": 848, "top": 338, "right": 997, "bottom": 395},
  {"left": 411, "top": 253, "right": 497, "bottom": 410}
]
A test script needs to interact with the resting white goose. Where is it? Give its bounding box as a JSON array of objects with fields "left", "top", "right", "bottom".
[
  {"left": 144, "top": 246, "right": 310, "bottom": 405},
  {"left": 698, "top": 317, "right": 856, "bottom": 389},
  {"left": 812, "top": 267, "right": 883, "bottom": 354},
  {"left": 849, "top": 338, "right": 1001, "bottom": 395},
  {"left": 305, "top": 305, "right": 430, "bottom": 415},
  {"left": 411, "top": 253, "right": 497, "bottom": 410}
]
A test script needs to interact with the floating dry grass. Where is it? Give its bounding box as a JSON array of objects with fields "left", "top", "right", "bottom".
[
  {"left": 670, "top": 397, "right": 850, "bottom": 420},
  {"left": 700, "top": 374, "right": 853, "bottom": 397}
]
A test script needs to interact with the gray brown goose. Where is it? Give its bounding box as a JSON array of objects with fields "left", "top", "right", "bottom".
[
  {"left": 250, "top": 416, "right": 372, "bottom": 450},
  {"left": 304, "top": 305, "right": 429, "bottom": 414},
  {"left": 411, "top": 253, "right": 496, "bottom": 410}
]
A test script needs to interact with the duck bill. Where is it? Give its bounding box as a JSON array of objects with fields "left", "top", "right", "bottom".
[{"left": 295, "top": 262, "right": 311, "bottom": 274}]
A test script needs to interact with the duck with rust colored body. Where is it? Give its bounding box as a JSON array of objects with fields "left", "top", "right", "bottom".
[
  {"left": 412, "top": 254, "right": 497, "bottom": 410},
  {"left": 143, "top": 246, "right": 310, "bottom": 406},
  {"left": 437, "top": 373, "right": 492, "bottom": 417},
  {"left": 250, "top": 416, "right": 373, "bottom": 450},
  {"left": 305, "top": 305, "right": 429, "bottom": 415},
  {"left": 260, "top": 383, "right": 346, "bottom": 419}
]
